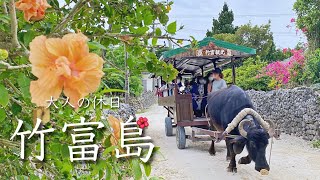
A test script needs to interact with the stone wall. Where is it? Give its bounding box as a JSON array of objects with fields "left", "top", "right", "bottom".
[
  {"left": 129, "top": 91, "right": 157, "bottom": 112},
  {"left": 246, "top": 87, "right": 320, "bottom": 141}
]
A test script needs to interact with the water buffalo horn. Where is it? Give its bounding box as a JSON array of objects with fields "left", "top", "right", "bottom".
[
  {"left": 238, "top": 119, "right": 251, "bottom": 138},
  {"left": 265, "top": 119, "right": 276, "bottom": 137}
]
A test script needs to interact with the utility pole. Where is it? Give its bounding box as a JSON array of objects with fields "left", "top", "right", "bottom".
[{"left": 124, "top": 43, "right": 130, "bottom": 104}]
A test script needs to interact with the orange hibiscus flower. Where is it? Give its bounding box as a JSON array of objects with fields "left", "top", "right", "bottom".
[
  {"left": 15, "top": 0, "right": 51, "bottom": 22},
  {"left": 29, "top": 32, "right": 104, "bottom": 108},
  {"left": 107, "top": 115, "right": 122, "bottom": 146}
]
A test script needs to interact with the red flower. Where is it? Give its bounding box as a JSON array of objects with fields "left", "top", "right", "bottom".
[
  {"left": 290, "top": 18, "right": 295, "bottom": 23},
  {"left": 137, "top": 117, "right": 149, "bottom": 129},
  {"left": 283, "top": 48, "right": 288, "bottom": 53}
]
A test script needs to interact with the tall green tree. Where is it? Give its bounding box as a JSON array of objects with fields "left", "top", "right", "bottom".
[
  {"left": 234, "top": 22, "right": 274, "bottom": 60},
  {"left": 213, "top": 22, "right": 275, "bottom": 61},
  {"left": 206, "top": 3, "right": 237, "bottom": 36},
  {"left": 294, "top": 0, "right": 320, "bottom": 50}
]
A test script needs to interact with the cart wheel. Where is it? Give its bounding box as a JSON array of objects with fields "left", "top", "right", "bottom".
[
  {"left": 165, "top": 117, "right": 173, "bottom": 136},
  {"left": 176, "top": 126, "right": 186, "bottom": 149}
]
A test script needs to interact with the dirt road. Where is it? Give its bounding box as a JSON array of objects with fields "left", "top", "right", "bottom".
[{"left": 138, "top": 105, "right": 320, "bottom": 180}]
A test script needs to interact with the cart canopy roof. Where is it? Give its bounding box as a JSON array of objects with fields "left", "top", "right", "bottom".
[{"left": 162, "top": 37, "right": 256, "bottom": 74}]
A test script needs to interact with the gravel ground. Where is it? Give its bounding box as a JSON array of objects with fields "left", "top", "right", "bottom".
[{"left": 138, "top": 105, "right": 320, "bottom": 180}]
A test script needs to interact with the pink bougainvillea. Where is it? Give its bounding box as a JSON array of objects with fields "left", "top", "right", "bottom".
[
  {"left": 259, "top": 49, "right": 305, "bottom": 88},
  {"left": 301, "top": 27, "right": 308, "bottom": 33},
  {"left": 287, "top": 17, "right": 308, "bottom": 36}
]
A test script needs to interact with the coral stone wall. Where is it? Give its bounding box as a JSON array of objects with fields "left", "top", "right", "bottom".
[
  {"left": 246, "top": 87, "right": 320, "bottom": 141},
  {"left": 129, "top": 91, "right": 157, "bottom": 112}
]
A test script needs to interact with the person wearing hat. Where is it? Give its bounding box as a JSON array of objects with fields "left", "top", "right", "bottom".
[{"left": 207, "top": 68, "right": 227, "bottom": 93}]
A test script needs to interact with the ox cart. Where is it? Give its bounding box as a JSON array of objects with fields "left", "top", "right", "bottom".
[{"left": 158, "top": 37, "right": 277, "bottom": 149}]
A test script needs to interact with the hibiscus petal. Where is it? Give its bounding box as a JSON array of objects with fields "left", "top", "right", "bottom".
[
  {"left": 31, "top": 65, "right": 47, "bottom": 78},
  {"left": 75, "top": 53, "right": 104, "bottom": 71},
  {"left": 107, "top": 115, "right": 122, "bottom": 146},
  {"left": 62, "top": 33, "right": 89, "bottom": 63},
  {"left": 45, "top": 38, "right": 68, "bottom": 57},
  {"left": 55, "top": 56, "right": 71, "bottom": 77},
  {"left": 15, "top": 2, "right": 33, "bottom": 10},
  {"left": 30, "top": 69, "right": 63, "bottom": 107},
  {"left": 63, "top": 80, "right": 83, "bottom": 108},
  {"left": 29, "top": 36, "right": 54, "bottom": 66},
  {"left": 78, "top": 69, "right": 104, "bottom": 93}
]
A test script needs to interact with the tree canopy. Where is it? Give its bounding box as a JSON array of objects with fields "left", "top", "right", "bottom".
[
  {"left": 206, "top": 3, "right": 237, "bottom": 36},
  {"left": 213, "top": 22, "right": 275, "bottom": 60},
  {"left": 294, "top": 0, "right": 320, "bottom": 50}
]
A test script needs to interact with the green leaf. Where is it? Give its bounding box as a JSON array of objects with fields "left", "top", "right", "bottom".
[
  {"left": 0, "top": 84, "right": 9, "bottom": 107},
  {"left": 143, "top": 162, "right": 151, "bottom": 177},
  {"left": 177, "top": 39, "right": 183, "bottom": 45},
  {"left": 144, "top": 13, "right": 153, "bottom": 26},
  {"left": 100, "top": 89, "right": 126, "bottom": 93},
  {"left": 105, "top": 163, "right": 112, "bottom": 180},
  {"left": 127, "top": 57, "right": 134, "bottom": 69},
  {"left": 136, "top": 27, "right": 149, "bottom": 35},
  {"left": 17, "top": 73, "right": 30, "bottom": 98},
  {"left": 103, "top": 146, "right": 116, "bottom": 155},
  {"left": 51, "top": 143, "right": 61, "bottom": 153},
  {"left": 152, "top": 38, "right": 158, "bottom": 46},
  {"left": 23, "top": 31, "right": 35, "bottom": 46},
  {"left": 159, "top": 14, "right": 169, "bottom": 24},
  {"left": 155, "top": 28, "right": 162, "bottom": 36},
  {"left": 88, "top": 41, "right": 107, "bottom": 50},
  {"left": 167, "top": 21, "right": 177, "bottom": 34},
  {"left": 0, "top": 108, "right": 6, "bottom": 122},
  {"left": 131, "top": 159, "right": 142, "bottom": 180},
  {"left": 11, "top": 103, "right": 22, "bottom": 115},
  {"left": 61, "top": 161, "right": 72, "bottom": 173},
  {"left": 0, "top": 14, "right": 9, "bottom": 24},
  {"left": 61, "top": 144, "right": 69, "bottom": 158},
  {"left": 146, "top": 61, "right": 154, "bottom": 72}
]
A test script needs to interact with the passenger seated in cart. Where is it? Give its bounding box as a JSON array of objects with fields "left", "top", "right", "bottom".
[
  {"left": 183, "top": 80, "right": 191, "bottom": 94},
  {"left": 169, "top": 76, "right": 183, "bottom": 95},
  {"left": 207, "top": 68, "right": 227, "bottom": 93},
  {"left": 159, "top": 81, "right": 169, "bottom": 97},
  {"left": 191, "top": 76, "right": 208, "bottom": 117}
]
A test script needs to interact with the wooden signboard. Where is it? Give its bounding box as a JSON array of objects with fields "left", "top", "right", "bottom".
[{"left": 172, "top": 42, "right": 238, "bottom": 59}]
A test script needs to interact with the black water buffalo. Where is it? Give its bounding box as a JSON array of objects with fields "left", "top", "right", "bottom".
[{"left": 207, "top": 85, "right": 274, "bottom": 173}]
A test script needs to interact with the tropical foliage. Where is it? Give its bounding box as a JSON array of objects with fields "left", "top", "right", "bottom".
[
  {"left": 293, "top": 0, "right": 320, "bottom": 50},
  {"left": 223, "top": 57, "right": 271, "bottom": 91},
  {"left": 213, "top": 22, "right": 275, "bottom": 61},
  {"left": 214, "top": 1, "right": 320, "bottom": 91},
  {"left": 301, "top": 49, "right": 320, "bottom": 84}
]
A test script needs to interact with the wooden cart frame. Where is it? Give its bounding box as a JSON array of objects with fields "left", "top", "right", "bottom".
[{"left": 158, "top": 37, "right": 258, "bottom": 149}]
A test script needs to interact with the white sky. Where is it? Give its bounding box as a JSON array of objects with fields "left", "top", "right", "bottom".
[{"left": 164, "top": 0, "right": 306, "bottom": 48}]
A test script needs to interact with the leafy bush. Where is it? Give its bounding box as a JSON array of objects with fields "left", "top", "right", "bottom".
[
  {"left": 312, "top": 140, "right": 320, "bottom": 148},
  {"left": 302, "top": 49, "right": 320, "bottom": 84},
  {"left": 223, "top": 56, "right": 271, "bottom": 91}
]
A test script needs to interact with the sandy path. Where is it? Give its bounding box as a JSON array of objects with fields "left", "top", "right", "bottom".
[{"left": 138, "top": 105, "right": 320, "bottom": 180}]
